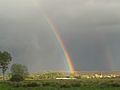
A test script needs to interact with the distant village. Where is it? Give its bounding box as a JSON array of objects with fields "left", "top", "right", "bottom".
[
  {"left": 0, "top": 71, "right": 120, "bottom": 80},
  {"left": 26, "top": 71, "right": 120, "bottom": 80},
  {"left": 75, "top": 71, "right": 120, "bottom": 79}
]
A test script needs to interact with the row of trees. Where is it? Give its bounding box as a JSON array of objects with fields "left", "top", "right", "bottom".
[
  {"left": 0, "top": 51, "right": 28, "bottom": 81},
  {"left": 27, "top": 72, "right": 66, "bottom": 80}
]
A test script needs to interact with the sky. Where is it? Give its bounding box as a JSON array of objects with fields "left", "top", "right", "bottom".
[{"left": 0, "top": 0, "right": 120, "bottom": 73}]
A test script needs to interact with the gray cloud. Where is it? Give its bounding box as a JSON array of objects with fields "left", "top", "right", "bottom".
[{"left": 0, "top": 0, "right": 120, "bottom": 72}]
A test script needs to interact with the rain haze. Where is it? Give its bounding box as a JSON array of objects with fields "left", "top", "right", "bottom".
[{"left": 0, "top": 0, "right": 120, "bottom": 73}]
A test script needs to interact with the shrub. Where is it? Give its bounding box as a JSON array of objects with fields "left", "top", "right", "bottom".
[
  {"left": 60, "top": 83, "right": 72, "bottom": 88},
  {"left": 99, "top": 80, "right": 120, "bottom": 87},
  {"left": 10, "top": 64, "right": 28, "bottom": 79},
  {"left": 71, "top": 82, "right": 81, "bottom": 87},
  {"left": 25, "top": 82, "right": 40, "bottom": 87},
  {"left": 10, "top": 74, "right": 24, "bottom": 82}
]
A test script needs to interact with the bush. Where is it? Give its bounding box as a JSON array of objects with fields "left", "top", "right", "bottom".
[
  {"left": 60, "top": 83, "right": 72, "bottom": 88},
  {"left": 25, "top": 82, "right": 40, "bottom": 87},
  {"left": 10, "top": 74, "right": 24, "bottom": 82},
  {"left": 99, "top": 80, "right": 120, "bottom": 87},
  {"left": 71, "top": 82, "right": 81, "bottom": 87},
  {"left": 10, "top": 64, "right": 28, "bottom": 80}
]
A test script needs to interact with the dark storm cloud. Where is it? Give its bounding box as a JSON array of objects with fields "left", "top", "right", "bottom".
[
  {"left": 39, "top": 0, "right": 120, "bottom": 71},
  {"left": 0, "top": 0, "right": 66, "bottom": 72},
  {"left": 0, "top": 0, "right": 120, "bottom": 72}
]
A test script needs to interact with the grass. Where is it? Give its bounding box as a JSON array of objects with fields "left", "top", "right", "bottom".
[
  {"left": 0, "top": 79, "right": 120, "bottom": 90},
  {"left": 0, "top": 84, "right": 120, "bottom": 90}
]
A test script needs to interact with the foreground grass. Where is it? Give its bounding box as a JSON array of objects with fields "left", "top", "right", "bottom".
[
  {"left": 0, "top": 84, "right": 120, "bottom": 90},
  {"left": 0, "top": 79, "right": 120, "bottom": 90}
]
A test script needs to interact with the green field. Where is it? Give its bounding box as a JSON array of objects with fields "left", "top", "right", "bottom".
[{"left": 0, "top": 79, "right": 120, "bottom": 90}]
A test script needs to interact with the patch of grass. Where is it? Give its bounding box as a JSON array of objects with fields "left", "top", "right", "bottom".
[{"left": 0, "top": 79, "right": 120, "bottom": 90}]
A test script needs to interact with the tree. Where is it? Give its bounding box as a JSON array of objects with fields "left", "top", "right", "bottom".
[
  {"left": 10, "top": 64, "right": 28, "bottom": 82},
  {"left": 0, "top": 51, "right": 12, "bottom": 80}
]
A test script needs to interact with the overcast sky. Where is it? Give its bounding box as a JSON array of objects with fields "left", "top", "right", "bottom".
[{"left": 0, "top": 0, "right": 120, "bottom": 73}]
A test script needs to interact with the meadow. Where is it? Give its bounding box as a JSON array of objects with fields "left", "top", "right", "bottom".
[{"left": 0, "top": 78, "right": 120, "bottom": 90}]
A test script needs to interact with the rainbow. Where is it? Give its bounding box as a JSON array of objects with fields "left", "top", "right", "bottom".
[
  {"left": 45, "top": 16, "right": 75, "bottom": 74},
  {"left": 32, "top": 0, "right": 75, "bottom": 74}
]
